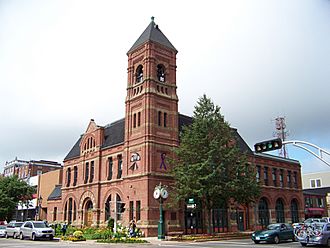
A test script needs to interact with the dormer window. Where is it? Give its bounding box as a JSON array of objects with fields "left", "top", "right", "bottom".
[
  {"left": 82, "top": 136, "right": 96, "bottom": 153},
  {"left": 157, "top": 64, "right": 166, "bottom": 82},
  {"left": 136, "top": 65, "right": 143, "bottom": 83}
]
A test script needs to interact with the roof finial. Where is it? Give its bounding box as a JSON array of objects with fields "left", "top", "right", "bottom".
[{"left": 151, "top": 16, "right": 155, "bottom": 22}]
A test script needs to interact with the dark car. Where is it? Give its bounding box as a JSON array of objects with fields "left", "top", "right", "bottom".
[
  {"left": 252, "top": 223, "right": 295, "bottom": 244},
  {"left": 297, "top": 222, "right": 330, "bottom": 247}
]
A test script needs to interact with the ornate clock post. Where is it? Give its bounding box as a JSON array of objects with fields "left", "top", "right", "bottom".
[{"left": 153, "top": 183, "right": 168, "bottom": 239}]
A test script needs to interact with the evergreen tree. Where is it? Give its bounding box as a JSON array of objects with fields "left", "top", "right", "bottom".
[
  {"left": 170, "top": 95, "right": 260, "bottom": 233},
  {"left": 0, "top": 175, "right": 35, "bottom": 221}
]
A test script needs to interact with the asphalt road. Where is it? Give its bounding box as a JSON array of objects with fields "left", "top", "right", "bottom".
[{"left": 0, "top": 238, "right": 307, "bottom": 248}]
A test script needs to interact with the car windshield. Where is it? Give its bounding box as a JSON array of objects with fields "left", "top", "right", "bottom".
[
  {"left": 33, "top": 222, "right": 49, "bottom": 228},
  {"left": 14, "top": 223, "right": 23, "bottom": 227},
  {"left": 267, "top": 224, "right": 280, "bottom": 230}
]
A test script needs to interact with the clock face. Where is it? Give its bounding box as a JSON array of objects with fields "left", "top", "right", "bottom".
[
  {"left": 153, "top": 188, "right": 161, "bottom": 199},
  {"left": 161, "top": 189, "right": 168, "bottom": 199}
]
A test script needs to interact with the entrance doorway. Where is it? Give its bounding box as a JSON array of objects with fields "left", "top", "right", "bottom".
[
  {"left": 237, "top": 211, "right": 244, "bottom": 231},
  {"left": 84, "top": 200, "right": 93, "bottom": 226}
]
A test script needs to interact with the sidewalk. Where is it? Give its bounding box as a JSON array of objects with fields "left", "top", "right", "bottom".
[{"left": 142, "top": 231, "right": 253, "bottom": 244}]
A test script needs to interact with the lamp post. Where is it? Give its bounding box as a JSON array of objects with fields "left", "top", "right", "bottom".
[{"left": 153, "top": 183, "right": 168, "bottom": 240}]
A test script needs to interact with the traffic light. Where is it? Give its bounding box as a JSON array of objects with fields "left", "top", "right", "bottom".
[
  {"left": 117, "top": 202, "right": 126, "bottom": 213},
  {"left": 254, "top": 138, "right": 282, "bottom": 153}
]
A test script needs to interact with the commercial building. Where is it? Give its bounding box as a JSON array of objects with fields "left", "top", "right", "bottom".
[{"left": 302, "top": 171, "right": 330, "bottom": 218}]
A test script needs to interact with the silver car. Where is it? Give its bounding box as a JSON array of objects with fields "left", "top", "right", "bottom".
[
  {"left": 19, "top": 221, "right": 54, "bottom": 240},
  {"left": 0, "top": 225, "right": 6, "bottom": 238},
  {"left": 5, "top": 221, "right": 23, "bottom": 238},
  {"left": 298, "top": 222, "right": 330, "bottom": 246}
]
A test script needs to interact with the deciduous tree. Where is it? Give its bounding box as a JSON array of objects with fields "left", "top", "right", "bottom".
[
  {"left": 0, "top": 175, "right": 35, "bottom": 221},
  {"left": 170, "top": 95, "right": 260, "bottom": 233}
]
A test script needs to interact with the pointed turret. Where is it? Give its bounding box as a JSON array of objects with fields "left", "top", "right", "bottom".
[{"left": 128, "top": 17, "right": 177, "bottom": 53}]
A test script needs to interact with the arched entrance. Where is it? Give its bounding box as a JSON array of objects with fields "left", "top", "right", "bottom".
[
  {"left": 275, "top": 198, "right": 285, "bottom": 223},
  {"left": 258, "top": 198, "right": 269, "bottom": 228},
  {"left": 84, "top": 199, "right": 93, "bottom": 226},
  {"left": 291, "top": 199, "right": 299, "bottom": 223}
]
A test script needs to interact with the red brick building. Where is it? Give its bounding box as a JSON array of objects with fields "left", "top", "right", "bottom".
[{"left": 45, "top": 18, "right": 304, "bottom": 236}]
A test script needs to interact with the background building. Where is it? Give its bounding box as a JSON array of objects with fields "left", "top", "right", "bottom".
[
  {"left": 302, "top": 171, "right": 330, "bottom": 218},
  {"left": 3, "top": 157, "right": 62, "bottom": 179},
  {"left": 3, "top": 158, "right": 62, "bottom": 221}
]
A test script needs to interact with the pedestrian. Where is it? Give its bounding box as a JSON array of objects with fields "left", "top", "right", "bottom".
[
  {"left": 61, "top": 222, "right": 67, "bottom": 236},
  {"left": 129, "top": 219, "right": 137, "bottom": 237}
]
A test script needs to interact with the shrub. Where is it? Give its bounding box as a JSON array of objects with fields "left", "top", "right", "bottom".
[
  {"left": 107, "top": 218, "right": 114, "bottom": 229},
  {"left": 73, "top": 230, "right": 84, "bottom": 238}
]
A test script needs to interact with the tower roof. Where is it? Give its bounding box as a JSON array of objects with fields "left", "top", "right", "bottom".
[{"left": 128, "top": 17, "right": 177, "bottom": 54}]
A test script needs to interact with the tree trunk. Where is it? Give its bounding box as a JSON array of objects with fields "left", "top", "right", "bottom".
[{"left": 204, "top": 206, "right": 213, "bottom": 234}]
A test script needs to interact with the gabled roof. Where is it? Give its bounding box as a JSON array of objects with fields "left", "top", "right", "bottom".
[
  {"left": 48, "top": 184, "right": 62, "bottom": 201},
  {"left": 128, "top": 17, "right": 177, "bottom": 54},
  {"left": 63, "top": 114, "right": 252, "bottom": 162},
  {"left": 64, "top": 119, "right": 125, "bottom": 161},
  {"left": 64, "top": 136, "right": 82, "bottom": 161}
]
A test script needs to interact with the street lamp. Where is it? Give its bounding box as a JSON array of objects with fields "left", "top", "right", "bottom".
[{"left": 153, "top": 183, "right": 169, "bottom": 240}]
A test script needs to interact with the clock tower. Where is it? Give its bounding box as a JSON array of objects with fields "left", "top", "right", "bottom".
[{"left": 124, "top": 17, "right": 179, "bottom": 176}]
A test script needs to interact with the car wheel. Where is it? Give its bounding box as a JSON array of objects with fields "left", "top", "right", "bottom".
[
  {"left": 327, "top": 238, "right": 330, "bottom": 247},
  {"left": 49, "top": 235, "right": 53, "bottom": 241},
  {"left": 254, "top": 240, "right": 260, "bottom": 244},
  {"left": 5, "top": 232, "right": 8, "bottom": 239},
  {"left": 274, "top": 235, "right": 280, "bottom": 244},
  {"left": 32, "top": 233, "right": 36, "bottom": 241},
  {"left": 19, "top": 232, "right": 24, "bottom": 240},
  {"left": 13, "top": 233, "right": 17, "bottom": 239},
  {"left": 301, "top": 243, "right": 307, "bottom": 247}
]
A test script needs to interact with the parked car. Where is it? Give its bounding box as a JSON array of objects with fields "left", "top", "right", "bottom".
[
  {"left": 304, "top": 218, "right": 327, "bottom": 224},
  {"left": 19, "top": 221, "right": 54, "bottom": 240},
  {"left": 298, "top": 222, "right": 330, "bottom": 246},
  {"left": 251, "top": 223, "right": 295, "bottom": 244},
  {"left": 5, "top": 221, "right": 23, "bottom": 238},
  {"left": 322, "top": 217, "right": 330, "bottom": 223},
  {"left": 0, "top": 225, "right": 6, "bottom": 238}
]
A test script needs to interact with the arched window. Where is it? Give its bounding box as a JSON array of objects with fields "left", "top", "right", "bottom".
[
  {"left": 66, "top": 168, "right": 71, "bottom": 187},
  {"left": 133, "top": 113, "right": 136, "bottom": 128},
  {"left": 64, "top": 202, "right": 68, "bottom": 221},
  {"left": 157, "top": 64, "right": 166, "bottom": 82},
  {"left": 107, "top": 157, "right": 113, "bottom": 180},
  {"left": 73, "top": 201, "right": 77, "bottom": 221},
  {"left": 73, "top": 166, "right": 78, "bottom": 186},
  {"left": 89, "top": 161, "right": 94, "bottom": 183},
  {"left": 105, "top": 195, "right": 111, "bottom": 221},
  {"left": 68, "top": 198, "right": 73, "bottom": 224},
  {"left": 291, "top": 199, "right": 299, "bottom": 223},
  {"left": 158, "top": 111, "right": 162, "bottom": 126},
  {"left": 275, "top": 198, "right": 285, "bottom": 223},
  {"left": 136, "top": 65, "right": 143, "bottom": 83},
  {"left": 258, "top": 198, "right": 269, "bottom": 228},
  {"left": 116, "top": 194, "right": 122, "bottom": 220}
]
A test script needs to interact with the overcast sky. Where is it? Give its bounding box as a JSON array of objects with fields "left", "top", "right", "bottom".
[{"left": 1, "top": 0, "right": 329, "bottom": 173}]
